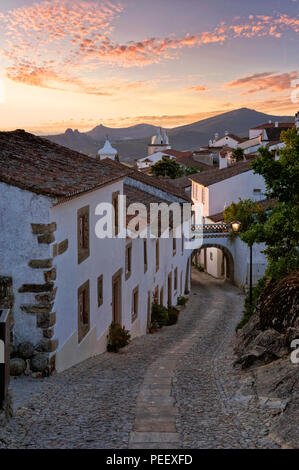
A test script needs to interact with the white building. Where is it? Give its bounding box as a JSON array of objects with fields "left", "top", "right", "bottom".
[
  {"left": 209, "top": 131, "right": 245, "bottom": 149},
  {"left": 136, "top": 151, "right": 175, "bottom": 170},
  {"left": 0, "top": 130, "right": 191, "bottom": 373},
  {"left": 190, "top": 159, "right": 268, "bottom": 288},
  {"left": 97, "top": 138, "right": 118, "bottom": 160},
  {"left": 147, "top": 127, "right": 171, "bottom": 156}
]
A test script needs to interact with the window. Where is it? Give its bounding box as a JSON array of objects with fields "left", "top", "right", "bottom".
[
  {"left": 144, "top": 239, "right": 148, "bottom": 273},
  {"left": 97, "top": 275, "right": 103, "bottom": 307},
  {"left": 132, "top": 286, "right": 139, "bottom": 322},
  {"left": 160, "top": 287, "right": 164, "bottom": 306},
  {"left": 125, "top": 242, "right": 132, "bottom": 280},
  {"left": 78, "top": 280, "right": 90, "bottom": 343},
  {"left": 172, "top": 231, "right": 176, "bottom": 255},
  {"left": 77, "top": 206, "right": 90, "bottom": 264},
  {"left": 174, "top": 267, "right": 178, "bottom": 292},
  {"left": 153, "top": 285, "right": 159, "bottom": 303},
  {"left": 181, "top": 233, "right": 184, "bottom": 255},
  {"left": 210, "top": 252, "right": 213, "bottom": 261},
  {"left": 180, "top": 271, "right": 183, "bottom": 294},
  {"left": 112, "top": 191, "right": 120, "bottom": 236},
  {"left": 155, "top": 239, "right": 159, "bottom": 272}
]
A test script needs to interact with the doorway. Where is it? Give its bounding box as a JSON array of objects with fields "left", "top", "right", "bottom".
[
  {"left": 112, "top": 269, "right": 122, "bottom": 325},
  {"left": 167, "top": 272, "right": 172, "bottom": 307}
]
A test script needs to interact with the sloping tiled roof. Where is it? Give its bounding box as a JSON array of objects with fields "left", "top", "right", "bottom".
[
  {"left": 215, "top": 133, "right": 245, "bottom": 143},
  {"left": 176, "top": 154, "right": 215, "bottom": 170},
  {"left": 265, "top": 127, "right": 292, "bottom": 141},
  {"left": 251, "top": 122, "right": 294, "bottom": 130},
  {"left": 208, "top": 212, "right": 225, "bottom": 222},
  {"left": 167, "top": 174, "right": 196, "bottom": 189},
  {"left": 189, "top": 159, "right": 254, "bottom": 187},
  {"left": 0, "top": 130, "right": 130, "bottom": 199},
  {"left": 124, "top": 184, "right": 180, "bottom": 229},
  {"left": 102, "top": 158, "right": 190, "bottom": 201},
  {"left": 163, "top": 149, "right": 193, "bottom": 158}
]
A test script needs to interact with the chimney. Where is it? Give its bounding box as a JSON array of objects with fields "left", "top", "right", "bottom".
[
  {"left": 275, "top": 121, "right": 278, "bottom": 127},
  {"left": 295, "top": 111, "right": 299, "bottom": 134},
  {"left": 225, "top": 130, "right": 229, "bottom": 136},
  {"left": 219, "top": 154, "right": 228, "bottom": 169},
  {"left": 268, "top": 120, "right": 272, "bottom": 124}
]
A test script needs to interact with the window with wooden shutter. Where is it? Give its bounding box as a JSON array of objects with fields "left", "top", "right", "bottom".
[
  {"left": 144, "top": 239, "right": 148, "bottom": 273},
  {"left": 132, "top": 286, "right": 139, "bottom": 322},
  {"left": 125, "top": 242, "right": 132, "bottom": 280},
  {"left": 174, "top": 267, "right": 178, "bottom": 292},
  {"left": 155, "top": 239, "right": 159, "bottom": 272},
  {"left": 97, "top": 275, "right": 103, "bottom": 307},
  {"left": 77, "top": 206, "right": 90, "bottom": 264},
  {"left": 78, "top": 280, "right": 90, "bottom": 342},
  {"left": 112, "top": 191, "right": 120, "bottom": 236}
]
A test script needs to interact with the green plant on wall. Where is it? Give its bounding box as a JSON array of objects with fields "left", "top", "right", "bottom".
[{"left": 107, "top": 322, "right": 131, "bottom": 352}]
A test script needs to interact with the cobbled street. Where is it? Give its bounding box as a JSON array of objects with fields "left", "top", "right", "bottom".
[{"left": 0, "top": 269, "right": 279, "bottom": 449}]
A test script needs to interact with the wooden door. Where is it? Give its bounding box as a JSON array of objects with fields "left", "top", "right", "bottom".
[
  {"left": 167, "top": 272, "right": 172, "bottom": 307},
  {"left": 112, "top": 270, "right": 122, "bottom": 325}
]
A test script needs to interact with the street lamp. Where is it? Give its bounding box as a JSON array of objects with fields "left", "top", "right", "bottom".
[
  {"left": 230, "top": 220, "right": 253, "bottom": 309},
  {"left": 231, "top": 220, "right": 241, "bottom": 232}
]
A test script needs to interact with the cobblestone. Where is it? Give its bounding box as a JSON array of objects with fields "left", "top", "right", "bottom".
[{"left": 0, "top": 269, "right": 280, "bottom": 449}]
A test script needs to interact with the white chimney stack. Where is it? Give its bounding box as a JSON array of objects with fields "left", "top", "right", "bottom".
[
  {"left": 268, "top": 120, "right": 272, "bottom": 124},
  {"left": 275, "top": 121, "right": 278, "bottom": 127}
]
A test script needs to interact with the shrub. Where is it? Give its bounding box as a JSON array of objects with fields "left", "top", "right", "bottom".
[
  {"left": 167, "top": 307, "right": 179, "bottom": 325},
  {"left": 177, "top": 296, "right": 187, "bottom": 306},
  {"left": 184, "top": 288, "right": 189, "bottom": 295},
  {"left": 236, "top": 276, "right": 267, "bottom": 331},
  {"left": 151, "top": 301, "right": 169, "bottom": 327},
  {"left": 107, "top": 322, "right": 131, "bottom": 352}
]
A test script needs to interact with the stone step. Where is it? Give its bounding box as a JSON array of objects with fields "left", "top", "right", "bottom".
[{"left": 130, "top": 431, "right": 180, "bottom": 444}]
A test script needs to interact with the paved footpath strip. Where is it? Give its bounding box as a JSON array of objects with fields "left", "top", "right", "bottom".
[{"left": 0, "top": 270, "right": 280, "bottom": 449}]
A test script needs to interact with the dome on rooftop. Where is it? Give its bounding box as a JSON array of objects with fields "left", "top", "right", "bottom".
[{"left": 97, "top": 139, "right": 118, "bottom": 160}]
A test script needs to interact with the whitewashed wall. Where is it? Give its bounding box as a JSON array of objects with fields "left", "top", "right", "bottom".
[
  {"left": 0, "top": 182, "right": 52, "bottom": 345},
  {"left": 51, "top": 181, "right": 191, "bottom": 372},
  {"left": 208, "top": 170, "right": 266, "bottom": 216}
]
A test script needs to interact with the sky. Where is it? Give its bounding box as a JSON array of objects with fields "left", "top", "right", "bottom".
[{"left": 0, "top": 0, "right": 298, "bottom": 134}]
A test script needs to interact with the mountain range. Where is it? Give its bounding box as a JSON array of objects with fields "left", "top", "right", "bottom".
[{"left": 43, "top": 108, "right": 294, "bottom": 163}]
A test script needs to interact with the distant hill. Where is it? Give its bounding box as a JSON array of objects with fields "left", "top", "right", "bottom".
[
  {"left": 86, "top": 123, "right": 159, "bottom": 141},
  {"left": 43, "top": 108, "right": 294, "bottom": 163}
]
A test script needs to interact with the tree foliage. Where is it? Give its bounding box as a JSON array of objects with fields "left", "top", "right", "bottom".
[
  {"left": 225, "top": 127, "right": 299, "bottom": 281},
  {"left": 150, "top": 156, "right": 199, "bottom": 179},
  {"left": 150, "top": 156, "right": 183, "bottom": 178},
  {"left": 232, "top": 147, "right": 244, "bottom": 161}
]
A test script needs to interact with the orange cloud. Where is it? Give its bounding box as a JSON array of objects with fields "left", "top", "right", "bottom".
[
  {"left": 186, "top": 85, "right": 209, "bottom": 93},
  {"left": 225, "top": 71, "right": 298, "bottom": 95},
  {"left": 0, "top": 2, "right": 298, "bottom": 93}
]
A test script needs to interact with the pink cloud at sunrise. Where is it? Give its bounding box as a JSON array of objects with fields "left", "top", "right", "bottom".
[{"left": 0, "top": 0, "right": 298, "bottom": 132}]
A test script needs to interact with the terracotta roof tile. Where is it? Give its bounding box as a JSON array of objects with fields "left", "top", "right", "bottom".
[
  {"left": 103, "top": 158, "right": 190, "bottom": 201},
  {"left": 0, "top": 130, "right": 130, "bottom": 199},
  {"left": 189, "top": 159, "right": 254, "bottom": 187},
  {"left": 251, "top": 122, "right": 294, "bottom": 130}
]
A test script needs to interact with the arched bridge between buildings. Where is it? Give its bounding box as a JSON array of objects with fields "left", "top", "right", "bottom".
[{"left": 191, "top": 223, "right": 235, "bottom": 282}]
